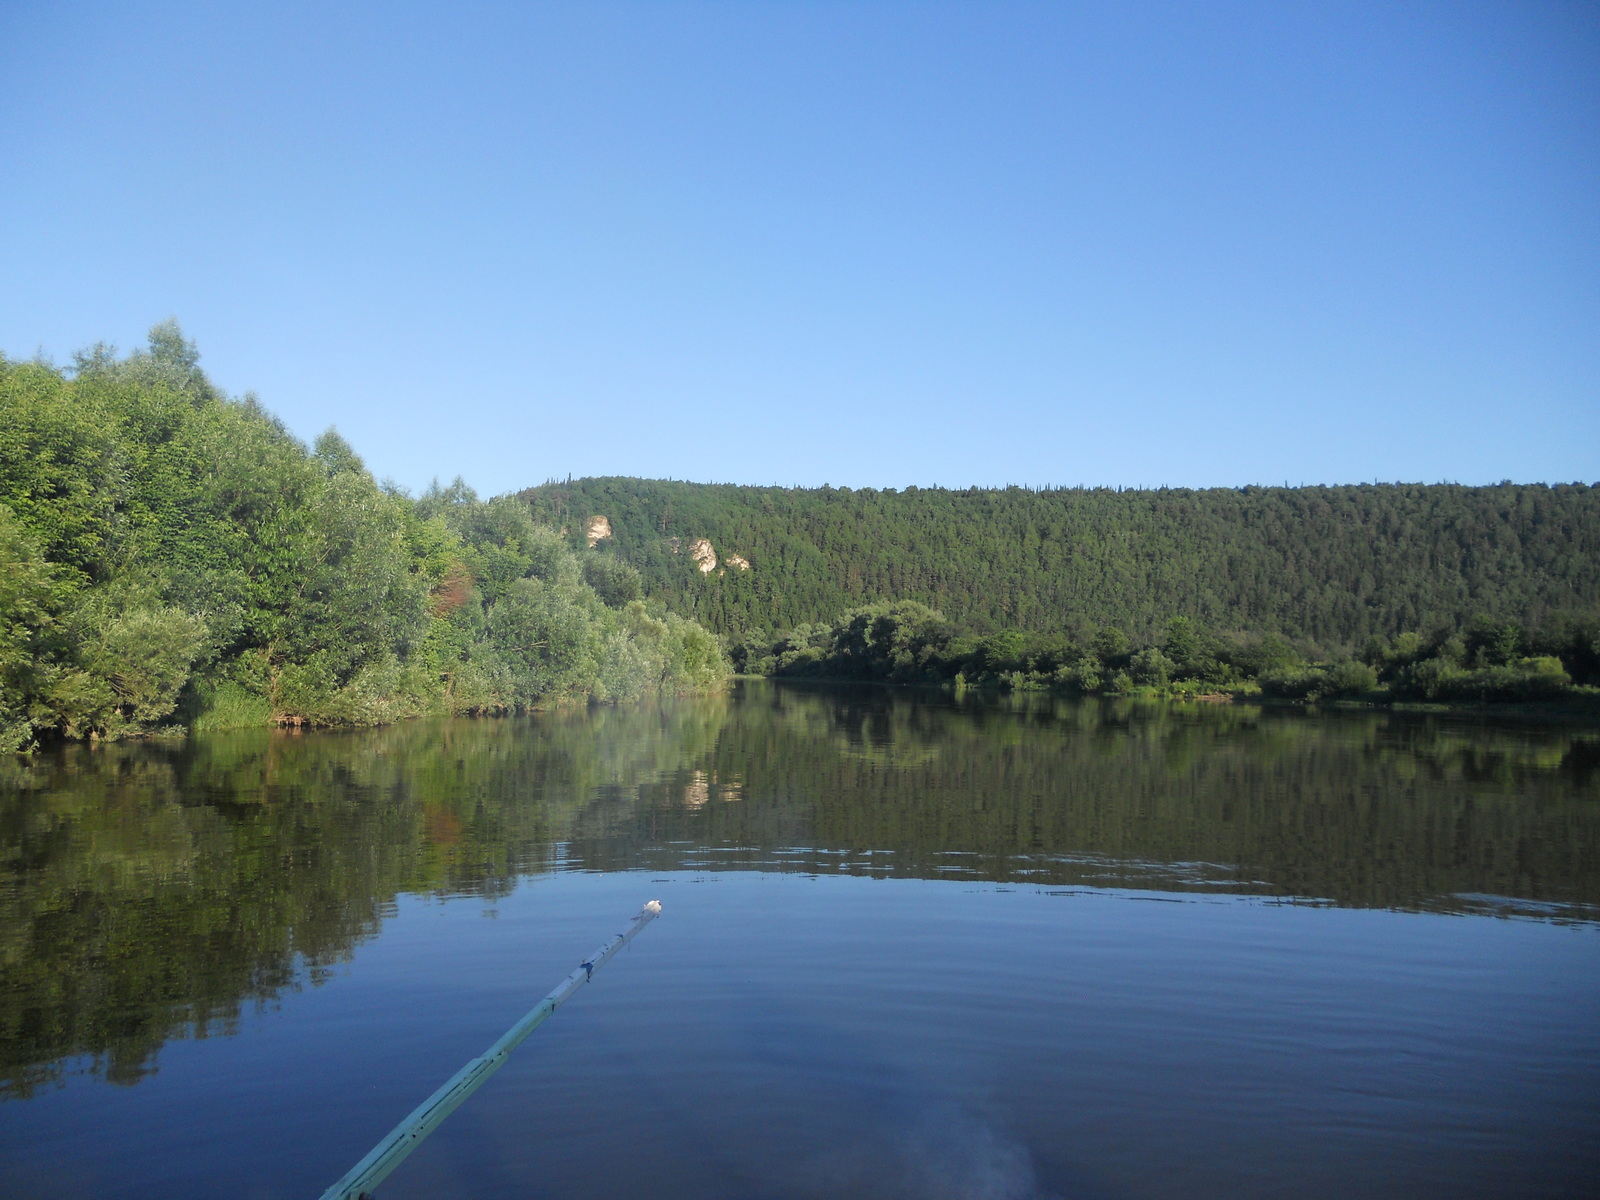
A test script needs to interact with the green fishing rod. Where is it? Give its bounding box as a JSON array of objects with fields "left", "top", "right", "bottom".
[{"left": 317, "top": 900, "right": 663, "bottom": 1200}]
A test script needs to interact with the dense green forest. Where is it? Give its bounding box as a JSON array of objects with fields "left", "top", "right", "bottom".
[
  {"left": 522, "top": 476, "right": 1600, "bottom": 702},
  {"left": 522, "top": 476, "right": 1600, "bottom": 644},
  {"left": 0, "top": 326, "right": 726, "bottom": 749}
]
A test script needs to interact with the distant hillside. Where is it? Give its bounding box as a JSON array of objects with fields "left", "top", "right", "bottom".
[{"left": 518, "top": 478, "right": 1600, "bottom": 645}]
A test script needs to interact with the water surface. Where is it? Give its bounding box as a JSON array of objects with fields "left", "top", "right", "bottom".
[{"left": 2, "top": 683, "right": 1597, "bottom": 1198}]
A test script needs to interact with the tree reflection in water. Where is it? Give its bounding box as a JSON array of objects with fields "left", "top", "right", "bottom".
[{"left": 2, "top": 682, "right": 1596, "bottom": 1096}]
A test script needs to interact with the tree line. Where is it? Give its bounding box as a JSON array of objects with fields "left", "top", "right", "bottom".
[
  {"left": 0, "top": 325, "right": 726, "bottom": 749},
  {"left": 520, "top": 475, "right": 1600, "bottom": 647},
  {"left": 727, "top": 600, "right": 1598, "bottom": 703}
]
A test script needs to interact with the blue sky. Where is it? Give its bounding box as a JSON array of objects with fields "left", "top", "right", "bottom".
[{"left": 2, "top": 1, "right": 1595, "bottom": 495}]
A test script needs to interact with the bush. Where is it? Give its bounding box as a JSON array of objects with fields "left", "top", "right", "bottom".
[
  {"left": 75, "top": 607, "right": 209, "bottom": 729},
  {"left": 583, "top": 554, "right": 643, "bottom": 607},
  {"left": 1055, "top": 657, "right": 1102, "bottom": 692},
  {"left": 1392, "top": 656, "right": 1570, "bottom": 702},
  {"left": 1258, "top": 666, "right": 1325, "bottom": 699},
  {"left": 1322, "top": 660, "right": 1379, "bottom": 697},
  {"left": 1130, "top": 647, "right": 1174, "bottom": 687},
  {"left": 1259, "top": 660, "right": 1375, "bottom": 701}
]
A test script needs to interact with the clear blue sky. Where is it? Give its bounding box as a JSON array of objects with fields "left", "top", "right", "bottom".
[{"left": 3, "top": 1, "right": 1596, "bottom": 495}]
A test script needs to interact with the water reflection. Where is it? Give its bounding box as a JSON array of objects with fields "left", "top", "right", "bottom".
[{"left": 1, "top": 682, "right": 1596, "bottom": 1096}]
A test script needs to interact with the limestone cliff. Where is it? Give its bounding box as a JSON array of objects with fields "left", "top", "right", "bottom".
[{"left": 689, "top": 537, "right": 717, "bottom": 574}]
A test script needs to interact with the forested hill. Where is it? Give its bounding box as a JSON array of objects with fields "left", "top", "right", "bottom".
[{"left": 520, "top": 478, "right": 1600, "bottom": 645}]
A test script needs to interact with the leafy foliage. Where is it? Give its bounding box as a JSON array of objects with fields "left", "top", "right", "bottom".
[
  {"left": 728, "top": 599, "right": 1597, "bottom": 706},
  {"left": 0, "top": 329, "right": 727, "bottom": 745}
]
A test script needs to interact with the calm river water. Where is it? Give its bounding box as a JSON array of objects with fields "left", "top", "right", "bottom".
[{"left": 1, "top": 682, "right": 1597, "bottom": 1199}]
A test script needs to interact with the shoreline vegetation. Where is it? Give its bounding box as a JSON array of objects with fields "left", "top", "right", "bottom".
[
  {"left": 0, "top": 325, "right": 726, "bottom": 751},
  {"left": 725, "top": 600, "right": 1600, "bottom": 712},
  {"left": 4, "top": 324, "right": 1596, "bottom": 749}
]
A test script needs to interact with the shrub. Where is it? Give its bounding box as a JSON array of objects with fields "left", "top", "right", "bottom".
[
  {"left": 1130, "top": 647, "right": 1174, "bottom": 687},
  {"left": 1322, "top": 660, "right": 1379, "bottom": 697},
  {"left": 1392, "top": 656, "right": 1571, "bottom": 702},
  {"left": 1259, "top": 666, "right": 1327, "bottom": 699}
]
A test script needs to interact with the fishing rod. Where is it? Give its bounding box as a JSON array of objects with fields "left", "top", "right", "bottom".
[{"left": 318, "top": 900, "right": 664, "bottom": 1200}]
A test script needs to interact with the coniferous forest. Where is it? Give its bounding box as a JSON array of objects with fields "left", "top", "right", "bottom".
[
  {"left": 521, "top": 476, "right": 1600, "bottom": 702},
  {"left": 0, "top": 326, "right": 727, "bottom": 750}
]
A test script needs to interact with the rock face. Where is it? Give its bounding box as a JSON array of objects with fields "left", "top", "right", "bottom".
[
  {"left": 725, "top": 553, "right": 751, "bottom": 571},
  {"left": 689, "top": 537, "right": 717, "bottom": 574},
  {"left": 585, "top": 515, "right": 613, "bottom": 547}
]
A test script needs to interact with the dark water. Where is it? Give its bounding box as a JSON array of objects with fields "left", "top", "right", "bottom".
[{"left": 1, "top": 682, "right": 1597, "bottom": 1199}]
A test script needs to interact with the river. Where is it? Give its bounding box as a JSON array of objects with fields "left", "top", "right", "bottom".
[{"left": 2, "top": 681, "right": 1597, "bottom": 1198}]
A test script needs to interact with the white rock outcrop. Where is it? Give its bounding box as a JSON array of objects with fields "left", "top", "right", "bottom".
[
  {"left": 725, "top": 553, "right": 751, "bottom": 571},
  {"left": 585, "top": 515, "right": 613, "bottom": 547},
  {"left": 689, "top": 537, "right": 717, "bottom": 574}
]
